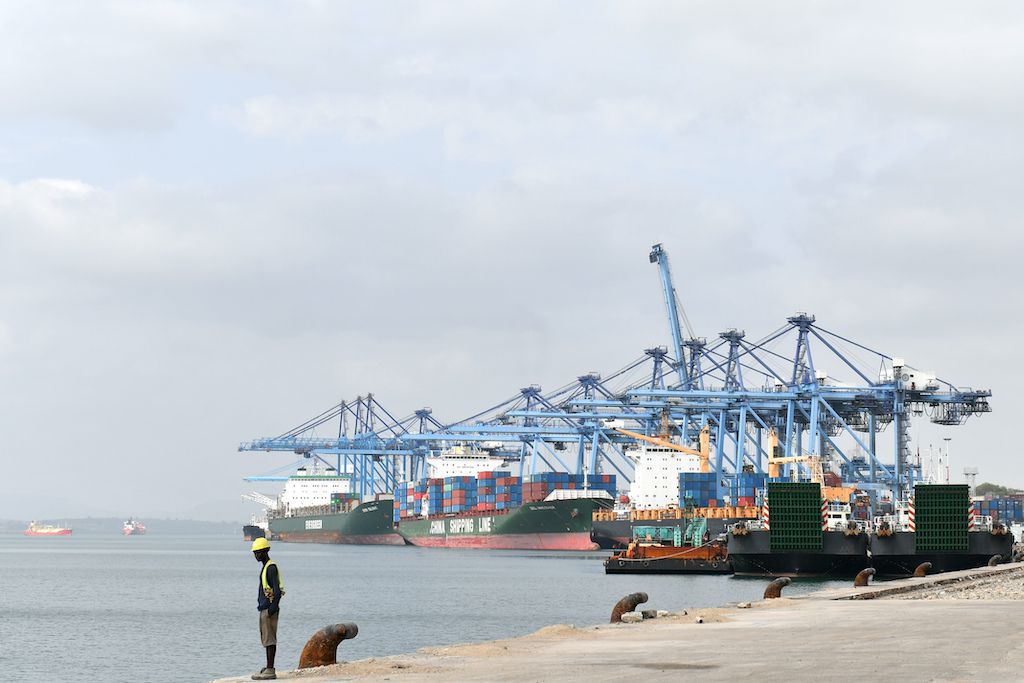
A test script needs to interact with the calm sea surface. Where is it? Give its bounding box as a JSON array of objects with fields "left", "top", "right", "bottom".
[{"left": 2, "top": 532, "right": 847, "bottom": 682}]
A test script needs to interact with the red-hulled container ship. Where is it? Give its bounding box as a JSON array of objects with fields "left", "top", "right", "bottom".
[
  {"left": 24, "top": 521, "right": 73, "bottom": 536},
  {"left": 122, "top": 518, "right": 147, "bottom": 536},
  {"left": 394, "top": 464, "right": 615, "bottom": 550}
]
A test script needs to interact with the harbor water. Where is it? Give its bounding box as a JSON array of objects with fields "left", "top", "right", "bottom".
[{"left": 3, "top": 532, "right": 847, "bottom": 682}]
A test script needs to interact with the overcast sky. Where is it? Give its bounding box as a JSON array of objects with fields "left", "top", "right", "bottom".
[{"left": 2, "top": 2, "right": 1022, "bottom": 521}]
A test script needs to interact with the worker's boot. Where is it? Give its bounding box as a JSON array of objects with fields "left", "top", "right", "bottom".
[{"left": 251, "top": 667, "right": 276, "bottom": 680}]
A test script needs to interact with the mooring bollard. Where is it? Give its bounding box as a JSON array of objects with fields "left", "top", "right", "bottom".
[
  {"left": 611, "top": 592, "right": 649, "bottom": 623},
  {"left": 763, "top": 577, "right": 791, "bottom": 599},
  {"left": 913, "top": 562, "right": 932, "bottom": 577},
  {"left": 298, "top": 623, "right": 359, "bottom": 669},
  {"left": 853, "top": 568, "right": 875, "bottom": 587},
  {"left": 988, "top": 554, "right": 1003, "bottom": 567}
]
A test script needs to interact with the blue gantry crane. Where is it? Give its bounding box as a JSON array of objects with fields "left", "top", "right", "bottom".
[{"left": 240, "top": 244, "right": 991, "bottom": 503}]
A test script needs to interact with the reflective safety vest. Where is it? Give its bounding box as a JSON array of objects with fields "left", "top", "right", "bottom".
[{"left": 261, "top": 560, "right": 285, "bottom": 601}]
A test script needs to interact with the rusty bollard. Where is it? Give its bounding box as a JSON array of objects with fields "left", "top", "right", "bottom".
[
  {"left": 298, "top": 623, "right": 359, "bottom": 669},
  {"left": 988, "top": 555, "right": 1003, "bottom": 567},
  {"left": 853, "top": 568, "right": 875, "bottom": 587},
  {"left": 913, "top": 562, "right": 932, "bottom": 578},
  {"left": 763, "top": 577, "right": 791, "bottom": 599},
  {"left": 610, "top": 592, "right": 649, "bottom": 623}
]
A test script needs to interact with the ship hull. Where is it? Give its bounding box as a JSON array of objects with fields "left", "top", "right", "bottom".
[
  {"left": 870, "top": 531, "right": 1014, "bottom": 577},
  {"left": 399, "top": 498, "right": 599, "bottom": 550},
  {"left": 243, "top": 525, "right": 266, "bottom": 541},
  {"left": 604, "top": 556, "right": 731, "bottom": 574},
  {"left": 24, "top": 529, "right": 72, "bottom": 537},
  {"left": 592, "top": 517, "right": 753, "bottom": 549},
  {"left": 727, "top": 530, "right": 870, "bottom": 577},
  {"left": 604, "top": 542, "right": 732, "bottom": 574},
  {"left": 268, "top": 500, "right": 404, "bottom": 545}
]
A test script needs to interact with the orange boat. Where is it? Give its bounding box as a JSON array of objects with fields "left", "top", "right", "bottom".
[
  {"left": 604, "top": 518, "right": 730, "bottom": 574},
  {"left": 24, "top": 521, "right": 73, "bottom": 537}
]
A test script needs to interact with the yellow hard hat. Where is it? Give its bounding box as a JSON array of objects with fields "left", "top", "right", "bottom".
[{"left": 251, "top": 537, "right": 270, "bottom": 552}]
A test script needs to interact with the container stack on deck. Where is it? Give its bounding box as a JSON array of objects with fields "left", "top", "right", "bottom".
[
  {"left": 680, "top": 472, "right": 719, "bottom": 507},
  {"left": 427, "top": 478, "right": 444, "bottom": 516},
  {"left": 475, "top": 471, "right": 523, "bottom": 511},
  {"left": 730, "top": 472, "right": 766, "bottom": 507},
  {"left": 443, "top": 476, "right": 478, "bottom": 513},
  {"left": 973, "top": 497, "right": 1024, "bottom": 523},
  {"left": 393, "top": 481, "right": 426, "bottom": 522},
  {"left": 522, "top": 472, "right": 616, "bottom": 502},
  {"left": 330, "top": 491, "right": 360, "bottom": 511}
]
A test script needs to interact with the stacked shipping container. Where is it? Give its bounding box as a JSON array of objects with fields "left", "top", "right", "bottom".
[
  {"left": 522, "top": 472, "right": 616, "bottom": 502},
  {"left": 393, "top": 481, "right": 426, "bottom": 522},
  {"left": 973, "top": 497, "right": 1024, "bottom": 523},
  {"left": 475, "top": 471, "right": 522, "bottom": 511},
  {"left": 443, "top": 476, "right": 478, "bottom": 513},
  {"left": 679, "top": 472, "right": 719, "bottom": 507},
  {"left": 730, "top": 473, "right": 766, "bottom": 507}
]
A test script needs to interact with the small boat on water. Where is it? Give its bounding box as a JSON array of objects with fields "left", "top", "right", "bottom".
[
  {"left": 604, "top": 518, "right": 731, "bottom": 574},
  {"left": 24, "top": 521, "right": 73, "bottom": 536},
  {"left": 122, "top": 518, "right": 147, "bottom": 536}
]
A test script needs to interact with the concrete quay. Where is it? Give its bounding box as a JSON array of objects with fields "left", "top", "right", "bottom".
[{"left": 215, "top": 563, "right": 1024, "bottom": 683}]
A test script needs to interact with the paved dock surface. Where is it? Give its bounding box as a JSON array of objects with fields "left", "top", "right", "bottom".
[{"left": 216, "top": 564, "right": 1024, "bottom": 682}]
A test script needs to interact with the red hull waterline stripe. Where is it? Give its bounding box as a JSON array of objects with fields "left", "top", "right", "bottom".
[
  {"left": 277, "top": 532, "right": 405, "bottom": 546},
  {"left": 404, "top": 532, "right": 598, "bottom": 551}
]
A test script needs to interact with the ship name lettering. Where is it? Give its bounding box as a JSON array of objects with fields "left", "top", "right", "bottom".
[
  {"left": 361, "top": 505, "right": 378, "bottom": 513},
  {"left": 429, "top": 521, "right": 445, "bottom": 534},
  {"left": 479, "top": 517, "right": 492, "bottom": 532},
  {"left": 305, "top": 519, "right": 323, "bottom": 530},
  {"left": 449, "top": 518, "right": 475, "bottom": 534}
]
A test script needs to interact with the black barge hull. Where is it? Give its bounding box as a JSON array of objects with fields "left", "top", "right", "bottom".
[
  {"left": 727, "top": 530, "right": 870, "bottom": 577},
  {"left": 870, "top": 531, "right": 1014, "bottom": 577}
]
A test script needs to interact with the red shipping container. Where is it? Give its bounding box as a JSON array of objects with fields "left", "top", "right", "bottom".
[{"left": 706, "top": 499, "right": 718, "bottom": 508}]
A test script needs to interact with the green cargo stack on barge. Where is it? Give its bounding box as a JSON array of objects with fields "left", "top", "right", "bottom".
[
  {"left": 727, "top": 482, "right": 870, "bottom": 577},
  {"left": 871, "top": 484, "right": 1013, "bottom": 576}
]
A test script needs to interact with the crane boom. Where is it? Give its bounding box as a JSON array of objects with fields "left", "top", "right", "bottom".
[
  {"left": 614, "top": 425, "right": 711, "bottom": 473},
  {"left": 649, "top": 244, "right": 694, "bottom": 381}
]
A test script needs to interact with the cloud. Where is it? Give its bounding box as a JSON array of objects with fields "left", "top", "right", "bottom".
[{"left": 2, "top": 2, "right": 1023, "bottom": 518}]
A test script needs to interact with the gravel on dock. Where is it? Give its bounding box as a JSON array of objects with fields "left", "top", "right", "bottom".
[{"left": 890, "top": 566, "right": 1024, "bottom": 600}]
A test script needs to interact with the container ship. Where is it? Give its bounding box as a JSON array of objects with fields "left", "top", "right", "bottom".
[
  {"left": 394, "top": 447, "right": 615, "bottom": 550},
  {"left": 243, "top": 513, "right": 267, "bottom": 541},
  {"left": 251, "top": 461, "right": 404, "bottom": 545},
  {"left": 870, "top": 485, "right": 1014, "bottom": 576},
  {"left": 122, "top": 518, "right": 147, "bottom": 536},
  {"left": 24, "top": 521, "right": 73, "bottom": 536}
]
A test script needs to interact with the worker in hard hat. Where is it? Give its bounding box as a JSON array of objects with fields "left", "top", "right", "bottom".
[{"left": 251, "top": 538, "right": 284, "bottom": 680}]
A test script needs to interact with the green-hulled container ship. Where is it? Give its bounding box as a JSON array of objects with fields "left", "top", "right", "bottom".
[{"left": 253, "top": 462, "right": 404, "bottom": 545}]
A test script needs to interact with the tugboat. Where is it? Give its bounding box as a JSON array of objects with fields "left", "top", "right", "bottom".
[
  {"left": 122, "top": 518, "right": 147, "bottom": 536},
  {"left": 604, "top": 518, "right": 731, "bottom": 574}
]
